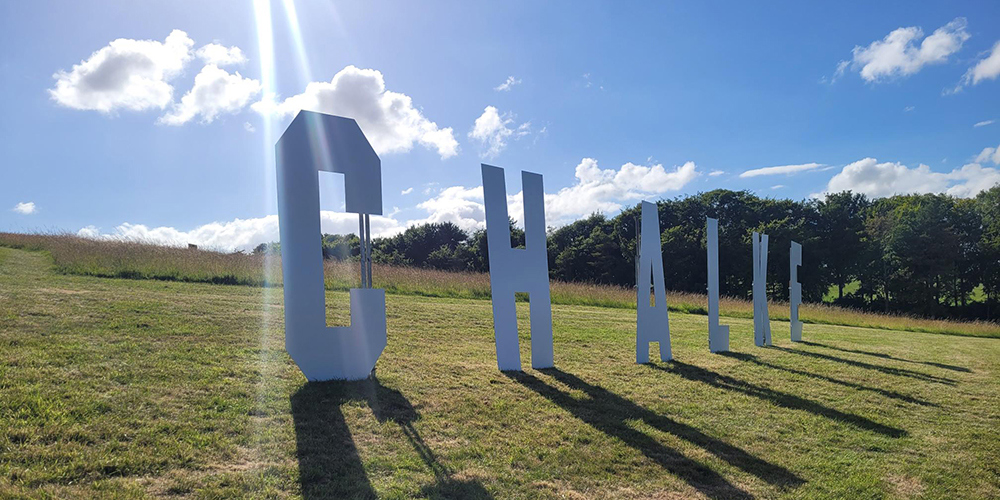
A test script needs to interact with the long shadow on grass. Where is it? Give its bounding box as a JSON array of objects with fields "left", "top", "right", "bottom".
[
  {"left": 291, "top": 377, "right": 492, "bottom": 500},
  {"left": 769, "top": 346, "right": 957, "bottom": 385},
  {"left": 799, "top": 341, "right": 971, "bottom": 373},
  {"left": 720, "top": 352, "right": 938, "bottom": 407},
  {"left": 647, "top": 362, "right": 907, "bottom": 438},
  {"left": 508, "top": 369, "right": 804, "bottom": 499}
]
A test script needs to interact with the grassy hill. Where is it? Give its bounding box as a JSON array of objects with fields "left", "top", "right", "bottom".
[{"left": 1, "top": 246, "right": 999, "bottom": 499}]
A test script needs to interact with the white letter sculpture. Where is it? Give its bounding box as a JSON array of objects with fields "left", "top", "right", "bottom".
[
  {"left": 790, "top": 241, "right": 803, "bottom": 342},
  {"left": 706, "top": 218, "right": 729, "bottom": 352},
  {"left": 752, "top": 232, "right": 771, "bottom": 347},
  {"left": 636, "top": 201, "right": 672, "bottom": 363},
  {"left": 482, "top": 164, "right": 553, "bottom": 371},
  {"left": 276, "top": 111, "right": 387, "bottom": 381}
]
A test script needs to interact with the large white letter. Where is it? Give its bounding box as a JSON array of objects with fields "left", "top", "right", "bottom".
[
  {"left": 707, "top": 218, "right": 729, "bottom": 352},
  {"left": 636, "top": 201, "right": 672, "bottom": 363},
  {"left": 790, "top": 241, "right": 803, "bottom": 342},
  {"left": 276, "top": 111, "right": 387, "bottom": 381},
  {"left": 482, "top": 164, "right": 553, "bottom": 371},
  {"left": 752, "top": 232, "right": 772, "bottom": 347}
]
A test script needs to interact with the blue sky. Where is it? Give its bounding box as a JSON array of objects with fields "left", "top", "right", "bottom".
[{"left": 2, "top": 1, "right": 999, "bottom": 249}]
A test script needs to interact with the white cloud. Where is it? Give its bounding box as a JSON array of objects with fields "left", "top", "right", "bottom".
[
  {"left": 840, "top": 18, "right": 969, "bottom": 83},
  {"left": 533, "top": 158, "right": 701, "bottom": 225},
  {"left": 469, "top": 106, "right": 510, "bottom": 159},
  {"left": 12, "top": 202, "right": 36, "bottom": 215},
  {"left": 739, "top": 163, "right": 823, "bottom": 178},
  {"left": 708, "top": 170, "right": 725, "bottom": 177},
  {"left": 904, "top": 106, "right": 915, "bottom": 112},
  {"left": 77, "top": 212, "right": 406, "bottom": 252},
  {"left": 195, "top": 43, "right": 246, "bottom": 66},
  {"left": 823, "top": 157, "right": 1000, "bottom": 198},
  {"left": 468, "top": 106, "right": 530, "bottom": 159},
  {"left": 49, "top": 30, "right": 262, "bottom": 124},
  {"left": 959, "top": 40, "right": 1000, "bottom": 87},
  {"left": 494, "top": 76, "right": 521, "bottom": 92},
  {"left": 409, "top": 158, "right": 700, "bottom": 229},
  {"left": 50, "top": 29, "right": 194, "bottom": 113},
  {"left": 771, "top": 185, "right": 785, "bottom": 190},
  {"left": 408, "top": 185, "right": 487, "bottom": 232},
  {"left": 159, "top": 64, "right": 260, "bottom": 125},
  {"left": 244, "top": 121, "right": 255, "bottom": 132},
  {"left": 830, "top": 60, "right": 850, "bottom": 83},
  {"left": 975, "top": 144, "right": 1000, "bottom": 165},
  {"left": 944, "top": 163, "right": 1000, "bottom": 197},
  {"left": 401, "top": 187, "right": 413, "bottom": 195},
  {"left": 974, "top": 119, "right": 995, "bottom": 128},
  {"left": 252, "top": 65, "right": 458, "bottom": 159}
]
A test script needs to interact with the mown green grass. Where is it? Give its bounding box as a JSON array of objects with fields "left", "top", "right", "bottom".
[
  {"left": 1, "top": 246, "right": 999, "bottom": 499},
  {"left": 2, "top": 232, "right": 998, "bottom": 338}
]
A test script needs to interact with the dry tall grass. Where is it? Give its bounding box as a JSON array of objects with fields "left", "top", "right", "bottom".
[
  {"left": 0, "top": 232, "right": 278, "bottom": 285},
  {"left": 2, "top": 232, "right": 997, "bottom": 337}
]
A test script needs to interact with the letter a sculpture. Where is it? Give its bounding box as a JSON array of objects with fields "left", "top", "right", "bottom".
[
  {"left": 636, "top": 201, "right": 672, "bottom": 363},
  {"left": 706, "top": 218, "right": 729, "bottom": 352},
  {"left": 789, "top": 241, "right": 803, "bottom": 342},
  {"left": 276, "top": 111, "right": 387, "bottom": 381},
  {"left": 481, "top": 164, "right": 554, "bottom": 371},
  {"left": 752, "top": 232, "right": 771, "bottom": 347}
]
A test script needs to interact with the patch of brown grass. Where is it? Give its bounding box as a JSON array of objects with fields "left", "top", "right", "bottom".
[{"left": 886, "top": 473, "right": 926, "bottom": 498}]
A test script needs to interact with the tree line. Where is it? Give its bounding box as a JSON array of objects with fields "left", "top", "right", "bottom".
[{"left": 254, "top": 186, "right": 1000, "bottom": 321}]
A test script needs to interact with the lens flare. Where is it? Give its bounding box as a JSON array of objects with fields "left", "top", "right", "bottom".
[
  {"left": 250, "top": 0, "right": 279, "bottom": 454},
  {"left": 280, "top": 0, "right": 314, "bottom": 84}
]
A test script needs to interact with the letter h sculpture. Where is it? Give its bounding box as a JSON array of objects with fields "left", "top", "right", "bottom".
[{"left": 481, "top": 164, "right": 554, "bottom": 371}]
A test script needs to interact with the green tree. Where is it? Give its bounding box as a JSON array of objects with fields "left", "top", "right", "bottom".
[
  {"left": 321, "top": 233, "right": 359, "bottom": 260},
  {"left": 373, "top": 222, "right": 468, "bottom": 269},
  {"left": 976, "top": 185, "right": 1000, "bottom": 318},
  {"left": 817, "top": 191, "right": 869, "bottom": 300},
  {"left": 549, "top": 214, "right": 628, "bottom": 284},
  {"left": 467, "top": 218, "right": 524, "bottom": 274}
]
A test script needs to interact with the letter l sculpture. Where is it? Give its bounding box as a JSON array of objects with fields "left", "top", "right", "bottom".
[{"left": 707, "top": 218, "right": 729, "bottom": 352}]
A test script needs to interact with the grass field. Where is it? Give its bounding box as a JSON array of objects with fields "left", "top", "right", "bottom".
[
  {"left": 1, "top": 245, "right": 999, "bottom": 499},
  {"left": 2, "top": 233, "right": 998, "bottom": 339}
]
